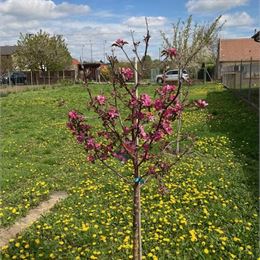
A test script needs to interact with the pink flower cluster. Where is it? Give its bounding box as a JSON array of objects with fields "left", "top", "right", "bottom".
[
  {"left": 112, "top": 39, "right": 128, "bottom": 48},
  {"left": 67, "top": 83, "right": 183, "bottom": 164},
  {"left": 95, "top": 95, "right": 106, "bottom": 105},
  {"left": 67, "top": 75, "right": 204, "bottom": 169},
  {"left": 140, "top": 94, "right": 152, "bottom": 107},
  {"left": 121, "top": 67, "right": 134, "bottom": 81},
  {"left": 67, "top": 110, "right": 113, "bottom": 163},
  {"left": 161, "top": 47, "right": 177, "bottom": 58},
  {"left": 194, "top": 99, "right": 208, "bottom": 108},
  {"left": 108, "top": 107, "right": 119, "bottom": 119}
]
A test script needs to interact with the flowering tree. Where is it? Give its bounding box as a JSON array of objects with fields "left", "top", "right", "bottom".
[
  {"left": 160, "top": 15, "right": 222, "bottom": 154},
  {"left": 67, "top": 21, "right": 207, "bottom": 259}
]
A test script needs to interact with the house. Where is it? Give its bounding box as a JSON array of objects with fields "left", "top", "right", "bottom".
[
  {"left": 0, "top": 45, "right": 17, "bottom": 75},
  {"left": 68, "top": 58, "right": 80, "bottom": 80},
  {"left": 217, "top": 38, "right": 260, "bottom": 79},
  {"left": 78, "top": 62, "right": 102, "bottom": 81}
]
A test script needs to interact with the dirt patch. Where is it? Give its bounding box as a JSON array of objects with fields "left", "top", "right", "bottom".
[{"left": 0, "top": 191, "right": 68, "bottom": 248}]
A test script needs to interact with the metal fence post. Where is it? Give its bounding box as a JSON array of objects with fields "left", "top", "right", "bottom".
[
  {"left": 239, "top": 60, "right": 242, "bottom": 94},
  {"left": 248, "top": 57, "right": 252, "bottom": 102},
  {"left": 31, "top": 70, "right": 33, "bottom": 85},
  {"left": 48, "top": 71, "right": 51, "bottom": 85}
]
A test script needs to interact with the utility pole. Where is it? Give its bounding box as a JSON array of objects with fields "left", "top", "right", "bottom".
[
  {"left": 103, "top": 40, "right": 107, "bottom": 62},
  {"left": 90, "top": 40, "right": 93, "bottom": 62},
  {"left": 81, "top": 44, "right": 85, "bottom": 63}
]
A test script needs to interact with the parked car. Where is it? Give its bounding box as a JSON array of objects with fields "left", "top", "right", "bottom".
[
  {"left": 155, "top": 69, "right": 189, "bottom": 84},
  {"left": 0, "top": 72, "right": 27, "bottom": 85}
]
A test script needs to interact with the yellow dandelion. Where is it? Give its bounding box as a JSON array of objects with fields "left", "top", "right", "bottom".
[
  {"left": 233, "top": 237, "right": 241, "bottom": 242},
  {"left": 81, "top": 223, "right": 89, "bottom": 232},
  {"left": 189, "top": 229, "right": 197, "bottom": 242},
  {"left": 204, "top": 248, "right": 209, "bottom": 254}
]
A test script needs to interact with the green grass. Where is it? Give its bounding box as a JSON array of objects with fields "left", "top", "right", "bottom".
[{"left": 0, "top": 83, "right": 258, "bottom": 259}]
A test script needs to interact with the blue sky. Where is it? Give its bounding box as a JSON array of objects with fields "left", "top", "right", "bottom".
[{"left": 0, "top": 0, "right": 259, "bottom": 61}]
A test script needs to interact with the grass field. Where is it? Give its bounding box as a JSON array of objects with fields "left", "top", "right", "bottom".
[{"left": 0, "top": 83, "right": 258, "bottom": 259}]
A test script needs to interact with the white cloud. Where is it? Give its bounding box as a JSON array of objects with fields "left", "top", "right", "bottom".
[
  {"left": 220, "top": 12, "right": 254, "bottom": 27},
  {"left": 186, "top": 0, "right": 249, "bottom": 13},
  {"left": 124, "top": 16, "right": 167, "bottom": 27},
  {"left": 0, "top": 0, "right": 90, "bottom": 19},
  {"left": 55, "top": 2, "right": 90, "bottom": 15}
]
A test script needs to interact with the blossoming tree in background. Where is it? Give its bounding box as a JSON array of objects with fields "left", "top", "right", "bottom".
[
  {"left": 67, "top": 18, "right": 218, "bottom": 260},
  {"left": 161, "top": 15, "right": 222, "bottom": 153}
]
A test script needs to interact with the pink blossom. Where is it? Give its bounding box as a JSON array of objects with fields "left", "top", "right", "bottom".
[
  {"left": 86, "top": 138, "right": 96, "bottom": 150},
  {"left": 162, "top": 84, "right": 176, "bottom": 94},
  {"left": 162, "top": 47, "right": 177, "bottom": 58},
  {"left": 139, "top": 125, "right": 147, "bottom": 140},
  {"left": 121, "top": 67, "right": 134, "bottom": 80},
  {"left": 112, "top": 39, "right": 128, "bottom": 48},
  {"left": 87, "top": 155, "right": 95, "bottom": 163},
  {"left": 172, "top": 102, "right": 182, "bottom": 114},
  {"left": 68, "top": 110, "right": 79, "bottom": 120},
  {"left": 162, "top": 120, "right": 172, "bottom": 134},
  {"left": 76, "top": 132, "right": 85, "bottom": 143},
  {"left": 153, "top": 130, "right": 164, "bottom": 142},
  {"left": 194, "top": 99, "right": 208, "bottom": 108},
  {"left": 108, "top": 107, "right": 119, "bottom": 119},
  {"left": 129, "top": 96, "right": 138, "bottom": 107},
  {"left": 95, "top": 95, "right": 106, "bottom": 105},
  {"left": 167, "top": 48, "right": 177, "bottom": 57},
  {"left": 164, "top": 108, "right": 174, "bottom": 119},
  {"left": 133, "top": 111, "right": 145, "bottom": 120},
  {"left": 123, "top": 127, "right": 131, "bottom": 135},
  {"left": 154, "top": 99, "right": 164, "bottom": 111},
  {"left": 140, "top": 94, "right": 152, "bottom": 107}
]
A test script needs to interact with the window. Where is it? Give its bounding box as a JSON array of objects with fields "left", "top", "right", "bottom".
[{"left": 166, "top": 70, "right": 178, "bottom": 75}]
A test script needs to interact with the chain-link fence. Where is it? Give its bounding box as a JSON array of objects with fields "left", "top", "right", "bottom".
[
  {"left": 0, "top": 70, "right": 76, "bottom": 87},
  {"left": 222, "top": 59, "right": 260, "bottom": 109},
  {"left": 150, "top": 68, "right": 160, "bottom": 83}
]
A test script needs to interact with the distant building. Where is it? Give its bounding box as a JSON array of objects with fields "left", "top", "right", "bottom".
[
  {"left": 0, "top": 46, "right": 17, "bottom": 74},
  {"left": 78, "top": 62, "right": 102, "bottom": 81},
  {"left": 217, "top": 38, "right": 260, "bottom": 79}
]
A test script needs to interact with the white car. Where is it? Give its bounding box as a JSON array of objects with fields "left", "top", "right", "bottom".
[{"left": 156, "top": 69, "right": 189, "bottom": 84}]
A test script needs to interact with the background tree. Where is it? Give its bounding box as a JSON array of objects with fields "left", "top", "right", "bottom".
[
  {"left": 161, "top": 15, "right": 222, "bottom": 72},
  {"left": 161, "top": 15, "right": 222, "bottom": 153},
  {"left": 141, "top": 54, "right": 153, "bottom": 79},
  {"left": 15, "top": 30, "right": 72, "bottom": 72}
]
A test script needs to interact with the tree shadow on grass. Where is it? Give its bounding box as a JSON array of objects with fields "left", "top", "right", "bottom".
[{"left": 206, "top": 89, "right": 259, "bottom": 199}]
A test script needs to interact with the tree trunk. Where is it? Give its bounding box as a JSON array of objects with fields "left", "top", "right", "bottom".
[
  {"left": 176, "top": 111, "right": 182, "bottom": 154},
  {"left": 176, "top": 69, "right": 182, "bottom": 154},
  {"left": 133, "top": 59, "right": 142, "bottom": 260},
  {"left": 133, "top": 182, "right": 142, "bottom": 260}
]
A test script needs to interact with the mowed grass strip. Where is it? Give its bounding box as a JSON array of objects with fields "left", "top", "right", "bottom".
[{"left": 0, "top": 83, "right": 258, "bottom": 259}]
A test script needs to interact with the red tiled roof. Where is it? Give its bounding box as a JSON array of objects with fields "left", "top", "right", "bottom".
[
  {"left": 72, "top": 58, "right": 80, "bottom": 65},
  {"left": 218, "top": 38, "right": 260, "bottom": 62}
]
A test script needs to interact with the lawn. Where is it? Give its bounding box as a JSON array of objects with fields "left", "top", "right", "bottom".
[{"left": 0, "top": 83, "right": 258, "bottom": 259}]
